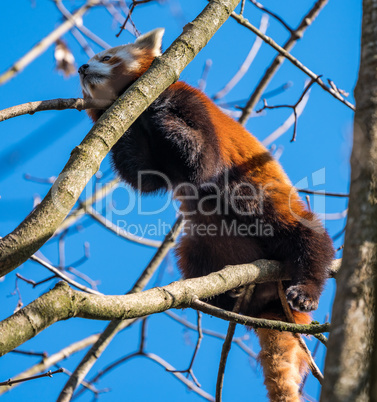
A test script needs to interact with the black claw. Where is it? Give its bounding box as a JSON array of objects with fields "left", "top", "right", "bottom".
[{"left": 285, "top": 285, "right": 319, "bottom": 312}]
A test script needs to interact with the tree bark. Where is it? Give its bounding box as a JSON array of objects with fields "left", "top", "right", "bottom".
[
  {"left": 321, "top": 1, "right": 377, "bottom": 400},
  {"left": 0, "top": 260, "right": 338, "bottom": 357}
]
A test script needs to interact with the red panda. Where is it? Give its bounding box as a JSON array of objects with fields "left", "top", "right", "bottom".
[{"left": 79, "top": 28, "right": 334, "bottom": 401}]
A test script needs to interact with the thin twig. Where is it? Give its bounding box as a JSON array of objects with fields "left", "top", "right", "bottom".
[
  {"left": 305, "top": 195, "right": 312, "bottom": 212},
  {"left": 16, "top": 273, "right": 57, "bottom": 288},
  {"left": 57, "top": 216, "right": 184, "bottom": 401},
  {"left": 10, "top": 349, "right": 47, "bottom": 358},
  {"left": 300, "top": 337, "right": 321, "bottom": 394},
  {"left": 198, "top": 59, "right": 213, "bottom": 91},
  {"left": 249, "top": 0, "right": 293, "bottom": 32},
  {"left": 0, "top": 0, "right": 98, "bottom": 85},
  {"left": 10, "top": 276, "right": 23, "bottom": 312},
  {"left": 85, "top": 204, "right": 162, "bottom": 247},
  {"left": 55, "top": 0, "right": 111, "bottom": 49},
  {"left": 0, "top": 368, "right": 64, "bottom": 387},
  {"left": 297, "top": 189, "right": 349, "bottom": 198},
  {"left": 68, "top": 27, "right": 95, "bottom": 58},
  {"left": 213, "top": 14, "right": 268, "bottom": 100},
  {"left": 0, "top": 333, "right": 102, "bottom": 395},
  {"left": 24, "top": 174, "right": 56, "bottom": 184},
  {"left": 216, "top": 285, "right": 254, "bottom": 401},
  {"left": 191, "top": 298, "right": 330, "bottom": 336},
  {"left": 164, "top": 311, "right": 257, "bottom": 359},
  {"left": 240, "top": 0, "right": 246, "bottom": 15},
  {"left": 257, "top": 78, "right": 317, "bottom": 142},
  {"left": 59, "top": 367, "right": 108, "bottom": 396},
  {"left": 231, "top": 0, "right": 355, "bottom": 125},
  {"left": 30, "top": 253, "right": 102, "bottom": 295},
  {"left": 75, "top": 351, "right": 215, "bottom": 401},
  {"left": 317, "top": 209, "right": 348, "bottom": 221},
  {"left": 167, "top": 312, "right": 203, "bottom": 387},
  {"left": 262, "top": 84, "right": 311, "bottom": 146},
  {"left": 116, "top": 0, "right": 154, "bottom": 37},
  {"left": 144, "top": 353, "right": 215, "bottom": 401}
]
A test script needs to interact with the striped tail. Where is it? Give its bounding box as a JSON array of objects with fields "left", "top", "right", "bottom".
[{"left": 256, "top": 311, "right": 311, "bottom": 402}]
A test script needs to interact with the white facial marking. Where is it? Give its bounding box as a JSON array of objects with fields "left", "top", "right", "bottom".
[{"left": 117, "top": 48, "right": 139, "bottom": 70}]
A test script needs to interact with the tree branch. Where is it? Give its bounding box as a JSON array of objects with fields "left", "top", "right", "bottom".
[
  {"left": 0, "top": 0, "right": 99, "bottom": 85},
  {"left": 0, "top": 259, "right": 338, "bottom": 357},
  {"left": 0, "top": 0, "right": 242, "bottom": 279},
  {"left": 0, "top": 334, "right": 100, "bottom": 395},
  {"left": 191, "top": 299, "right": 329, "bottom": 335},
  {"left": 230, "top": 1, "right": 355, "bottom": 125},
  {"left": 85, "top": 204, "right": 161, "bottom": 247},
  {"left": 0, "top": 368, "right": 64, "bottom": 387},
  {"left": 238, "top": 0, "right": 329, "bottom": 124},
  {"left": 0, "top": 98, "right": 113, "bottom": 123},
  {"left": 57, "top": 216, "right": 183, "bottom": 401}
]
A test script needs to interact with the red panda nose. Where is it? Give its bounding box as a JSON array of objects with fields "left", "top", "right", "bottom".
[{"left": 78, "top": 64, "right": 89, "bottom": 74}]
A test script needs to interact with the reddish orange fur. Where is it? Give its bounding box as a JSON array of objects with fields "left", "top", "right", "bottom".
[
  {"left": 169, "top": 82, "right": 313, "bottom": 227},
  {"left": 80, "top": 34, "right": 334, "bottom": 401},
  {"left": 257, "top": 312, "right": 311, "bottom": 401}
]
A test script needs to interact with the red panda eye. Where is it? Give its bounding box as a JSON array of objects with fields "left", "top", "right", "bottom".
[{"left": 101, "top": 56, "right": 111, "bottom": 62}]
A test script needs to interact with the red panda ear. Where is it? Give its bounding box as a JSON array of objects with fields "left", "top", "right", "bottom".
[{"left": 134, "top": 28, "right": 165, "bottom": 57}]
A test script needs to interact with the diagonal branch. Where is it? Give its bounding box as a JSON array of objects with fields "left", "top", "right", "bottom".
[
  {"left": 213, "top": 14, "right": 269, "bottom": 100},
  {"left": 54, "top": 0, "right": 111, "bottom": 50},
  {"left": 0, "top": 334, "right": 100, "bottom": 395},
  {"left": 0, "top": 0, "right": 99, "bottom": 85},
  {"left": 0, "top": 0, "right": 242, "bottom": 279},
  {"left": 57, "top": 216, "right": 183, "bottom": 401},
  {"left": 230, "top": 1, "right": 355, "bottom": 125},
  {"left": 238, "top": 0, "right": 329, "bottom": 124}
]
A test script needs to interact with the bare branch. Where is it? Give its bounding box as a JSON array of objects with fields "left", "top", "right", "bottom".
[
  {"left": 29, "top": 253, "right": 102, "bottom": 295},
  {"left": 249, "top": 0, "right": 293, "bottom": 32},
  {"left": 230, "top": 1, "right": 355, "bottom": 125},
  {"left": 0, "top": 258, "right": 339, "bottom": 357},
  {"left": 144, "top": 352, "right": 215, "bottom": 401},
  {"left": 297, "top": 189, "right": 349, "bottom": 198},
  {"left": 0, "top": 0, "right": 98, "bottom": 85},
  {"left": 0, "top": 98, "right": 113, "bottom": 123},
  {"left": 115, "top": 0, "right": 155, "bottom": 37},
  {"left": 213, "top": 14, "right": 268, "bottom": 100},
  {"left": 238, "top": 0, "right": 329, "bottom": 124},
  {"left": 0, "top": 368, "right": 64, "bottom": 387},
  {"left": 192, "top": 298, "right": 330, "bottom": 335},
  {"left": 165, "top": 311, "right": 257, "bottom": 358},
  {"left": 85, "top": 204, "right": 162, "bottom": 247},
  {"left": 258, "top": 78, "right": 316, "bottom": 142},
  {"left": 59, "top": 367, "right": 108, "bottom": 396},
  {"left": 54, "top": 0, "right": 111, "bottom": 49},
  {"left": 198, "top": 59, "right": 213, "bottom": 91},
  {"left": 57, "top": 216, "right": 183, "bottom": 401},
  {"left": 216, "top": 285, "right": 253, "bottom": 401},
  {"left": 75, "top": 351, "right": 215, "bottom": 401},
  {"left": 0, "top": 333, "right": 100, "bottom": 395},
  {"left": 167, "top": 312, "right": 203, "bottom": 387}
]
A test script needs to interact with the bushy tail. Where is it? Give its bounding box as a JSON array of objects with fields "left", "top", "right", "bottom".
[{"left": 256, "top": 311, "right": 311, "bottom": 402}]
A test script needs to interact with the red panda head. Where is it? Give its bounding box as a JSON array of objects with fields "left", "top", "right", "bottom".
[{"left": 78, "top": 28, "right": 164, "bottom": 103}]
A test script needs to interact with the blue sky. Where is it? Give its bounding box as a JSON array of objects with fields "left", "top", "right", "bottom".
[{"left": 0, "top": 1, "right": 361, "bottom": 401}]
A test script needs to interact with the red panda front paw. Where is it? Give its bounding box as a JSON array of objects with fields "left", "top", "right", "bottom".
[{"left": 285, "top": 285, "right": 319, "bottom": 312}]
